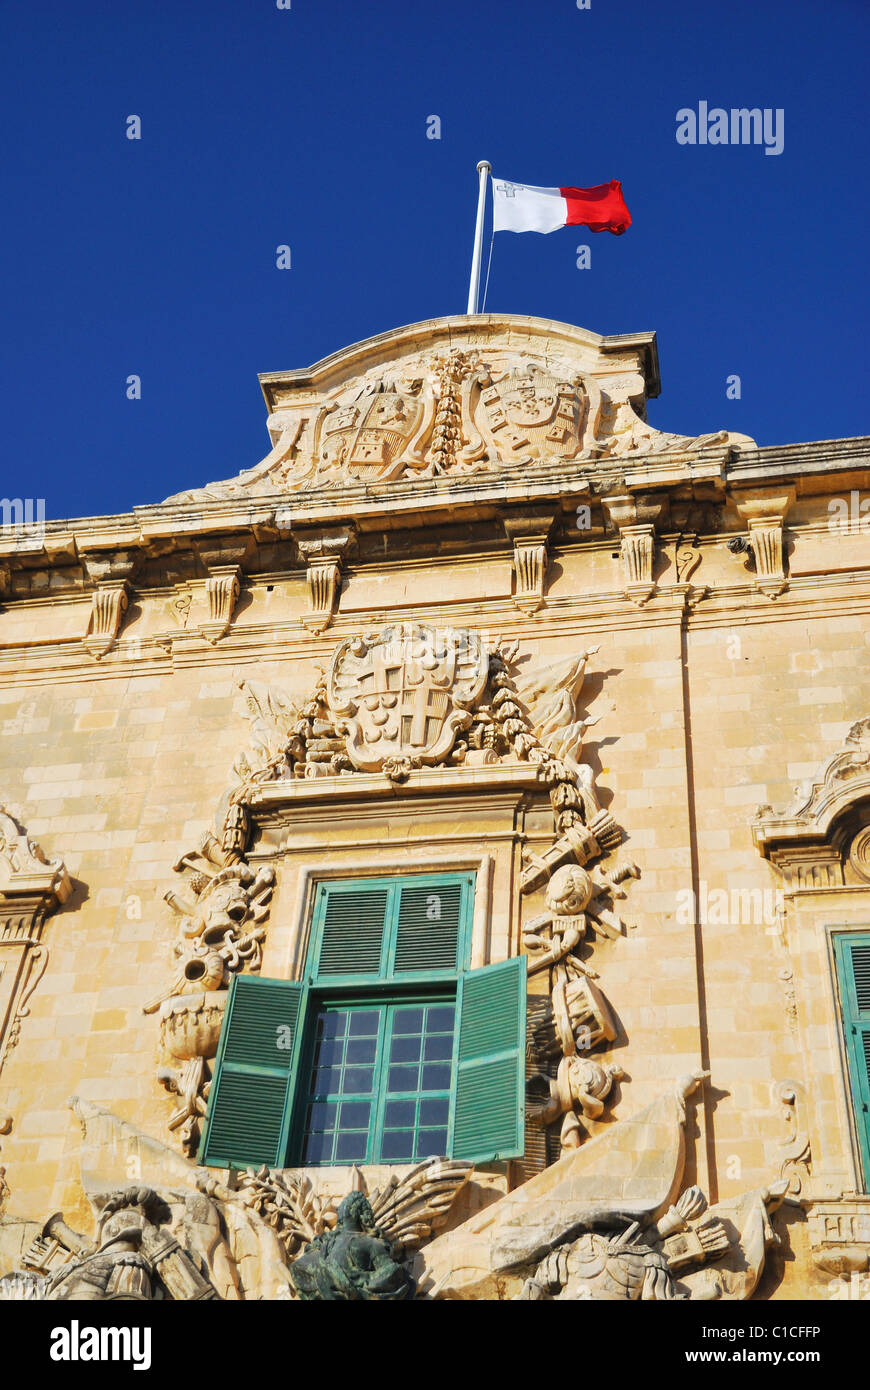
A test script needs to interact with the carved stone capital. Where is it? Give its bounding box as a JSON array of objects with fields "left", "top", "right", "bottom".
[
  {"left": 200, "top": 565, "right": 241, "bottom": 645},
  {"left": 295, "top": 527, "right": 356, "bottom": 633},
  {"left": 733, "top": 487, "right": 795, "bottom": 599}
]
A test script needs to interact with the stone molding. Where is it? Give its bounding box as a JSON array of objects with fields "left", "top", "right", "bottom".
[{"left": 0, "top": 808, "right": 71, "bottom": 1081}]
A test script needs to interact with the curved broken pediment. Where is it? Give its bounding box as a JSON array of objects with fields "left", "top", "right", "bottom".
[{"left": 164, "top": 315, "right": 754, "bottom": 504}]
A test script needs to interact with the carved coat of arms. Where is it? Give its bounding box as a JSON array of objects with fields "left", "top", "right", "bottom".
[
  {"left": 327, "top": 625, "right": 488, "bottom": 771},
  {"left": 313, "top": 378, "right": 435, "bottom": 485},
  {"left": 467, "top": 363, "right": 588, "bottom": 463}
]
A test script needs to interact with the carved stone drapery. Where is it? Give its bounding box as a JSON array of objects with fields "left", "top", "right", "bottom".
[
  {"left": 294, "top": 528, "right": 355, "bottom": 634},
  {"left": 732, "top": 488, "right": 794, "bottom": 600},
  {"left": 0, "top": 808, "right": 71, "bottom": 1079}
]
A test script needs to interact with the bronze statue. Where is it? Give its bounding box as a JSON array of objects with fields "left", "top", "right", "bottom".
[{"left": 289, "top": 1191, "right": 415, "bottom": 1301}]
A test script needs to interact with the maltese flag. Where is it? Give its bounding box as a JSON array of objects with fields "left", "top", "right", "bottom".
[{"left": 492, "top": 178, "right": 631, "bottom": 235}]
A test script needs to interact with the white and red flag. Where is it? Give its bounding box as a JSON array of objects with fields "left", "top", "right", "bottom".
[{"left": 492, "top": 177, "right": 632, "bottom": 236}]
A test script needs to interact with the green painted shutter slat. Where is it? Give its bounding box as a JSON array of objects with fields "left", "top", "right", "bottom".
[
  {"left": 851, "top": 943, "right": 870, "bottom": 1013},
  {"left": 452, "top": 956, "right": 526, "bottom": 1163},
  {"left": 315, "top": 887, "right": 390, "bottom": 977},
  {"left": 199, "top": 975, "right": 306, "bottom": 1169},
  {"left": 394, "top": 880, "right": 463, "bottom": 973},
  {"left": 835, "top": 933, "right": 870, "bottom": 1190}
]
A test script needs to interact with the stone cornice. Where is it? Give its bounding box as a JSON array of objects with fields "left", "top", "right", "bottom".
[{"left": 0, "top": 436, "right": 865, "bottom": 571}]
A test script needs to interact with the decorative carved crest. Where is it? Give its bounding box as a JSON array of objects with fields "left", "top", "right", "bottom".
[
  {"left": 468, "top": 362, "right": 588, "bottom": 464},
  {"left": 312, "top": 376, "right": 435, "bottom": 486},
  {"left": 327, "top": 624, "right": 488, "bottom": 772}
]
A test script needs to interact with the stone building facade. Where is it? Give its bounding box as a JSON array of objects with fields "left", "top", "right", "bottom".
[{"left": 0, "top": 313, "right": 868, "bottom": 1300}]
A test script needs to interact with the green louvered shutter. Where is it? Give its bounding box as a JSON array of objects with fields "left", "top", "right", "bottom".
[
  {"left": 199, "top": 975, "right": 306, "bottom": 1169},
  {"left": 452, "top": 956, "right": 526, "bottom": 1162},
  {"left": 835, "top": 933, "right": 870, "bottom": 1189},
  {"left": 393, "top": 878, "right": 465, "bottom": 973},
  {"left": 314, "top": 884, "right": 390, "bottom": 978}
]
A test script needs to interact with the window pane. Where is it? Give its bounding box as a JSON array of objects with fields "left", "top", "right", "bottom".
[
  {"left": 388, "top": 1066, "right": 418, "bottom": 1093},
  {"left": 419, "top": 1098, "right": 449, "bottom": 1127},
  {"left": 349, "top": 1011, "right": 379, "bottom": 1036},
  {"left": 335, "top": 1132, "right": 368, "bottom": 1162},
  {"left": 339, "top": 1101, "right": 371, "bottom": 1129},
  {"left": 342, "top": 1067, "right": 374, "bottom": 1094},
  {"left": 301, "top": 983, "right": 458, "bottom": 1168},
  {"left": 390, "top": 1034, "right": 421, "bottom": 1063},
  {"left": 421, "top": 1064, "right": 451, "bottom": 1091},
  {"left": 306, "top": 1101, "right": 337, "bottom": 1130},
  {"left": 393, "top": 1008, "right": 424, "bottom": 1034},
  {"left": 416, "top": 1129, "right": 448, "bottom": 1158},
  {"left": 427, "top": 1006, "right": 455, "bottom": 1032},
  {"left": 381, "top": 1130, "right": 415, "bottom": 1161},
  {"left": 313, "top": 1064, "right": 343, "bottom": 1093},
  {"left": 313, "top": 1039, "right": 343, "bottom": 1067},
  {"left": 384, "top": 1100, "right": 416, "bottom": 1128},
  {"left": 302, "top": 1132, "right": 333, "bottom": 1164}
]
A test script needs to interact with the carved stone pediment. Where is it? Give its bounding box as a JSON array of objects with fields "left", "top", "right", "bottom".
[
  {"left": 162, "top": 316, "right": 754, "bottom": 504},
  {"left": 753, "top": 719, "right": 870, "bottom": 886},
  {"left": 0, "top": 808, "right": 71, "bottom": 917}
]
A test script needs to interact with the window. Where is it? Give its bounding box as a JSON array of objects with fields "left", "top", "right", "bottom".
[
  {"left": 834, "top": 932, "right": 870, "bottom": 1190},
  {"left": 198, "top": 872, "right": 526, "bottom": 1170}
]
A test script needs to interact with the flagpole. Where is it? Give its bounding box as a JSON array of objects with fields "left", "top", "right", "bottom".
[{"left": 466, "top": 160, "right": 491, "bottom": 314}]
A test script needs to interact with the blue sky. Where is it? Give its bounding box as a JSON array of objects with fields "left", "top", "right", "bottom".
[{"left": 2, "top": 0, "right": 868, "bottom": 521}]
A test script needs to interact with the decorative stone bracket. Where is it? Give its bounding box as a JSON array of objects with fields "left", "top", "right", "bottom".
[
  {"left": 83, "top": 582, "right": 129, "bottom": 660},
  {"left": 81, "top": 550, "right": 140, "bottom": 659},
  {"left": 0, "top": 806, "right": 71, "bottom": 1080},
  {"left": 294, "top": 527, "right": 356, "bottom": 634},
  {"left": 602, "top": 494, "right": 663, "bottom": 606},
  {"left": 200, "top": 565, "right": 241, "bottom": 645},
  {"left": 730, "top": 487, "right": 794, "bottom": 600},
  {"left": 501, "top": 509, "right": 555, "bottom": 615}
]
